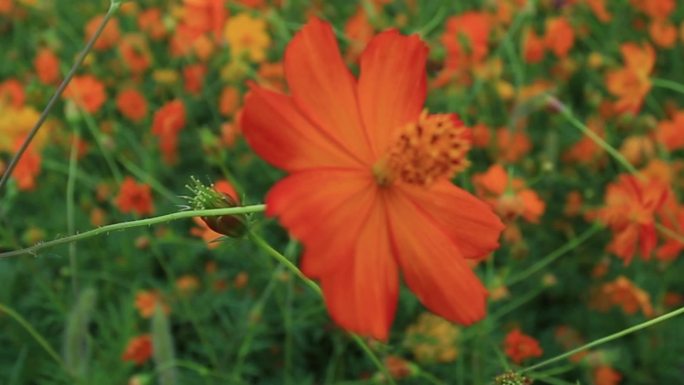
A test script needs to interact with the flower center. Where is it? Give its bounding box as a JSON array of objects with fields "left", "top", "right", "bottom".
[{"left": 373, "top": 110, "right": 471, "bottom": 187}]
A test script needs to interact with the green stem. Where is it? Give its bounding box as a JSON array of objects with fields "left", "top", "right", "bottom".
[
  {"left": 66, "top": 129, "right": 80, "bottom": 295},
  {"left": 546, "top": 95, "right": 640, "bottom": 175},
  {"left": 248, "top": 233, "right": 397, "bottom": 385},
  {"left": 506, "top": 223, "right": 603, "bottom": 286},
  {"left": 521, "top": 305, "right": 684, "bottom": 373},
  {"left": 0, "top": 1, "right": 121, "bottom": 195},
  {"left": 0, "top": 303, "right": 64, "bottom": 368},
  {"left": 651, "top": 78, "right": 684, "bottom": 95},
  {"left": 0, "top": 205, "right": 266, "bottom": 259}
]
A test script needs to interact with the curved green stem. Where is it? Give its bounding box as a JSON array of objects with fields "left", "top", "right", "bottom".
[
  {"left": 248, "top": 233, "right": 397, "bottom": 385},
  {"left": 651, "top": 78, "right": 684, "bottom": 95},
  {"left": 546, "top": 95, "right": 640, "bottom": 175},
  {"left": 521, "top": 305, "right": 684, "bottom": 373},
  {"left": 0, "top": 205, "right": 266, "bottom": 259},
  {"left": 506, "top": 223, "right": 603, "bottom": 286},
  {"left": 0, "top": 303, "right": 64, "bottom": 368},
  {"left": 0, "top": 1, "right": 121, "bottom": 195}
]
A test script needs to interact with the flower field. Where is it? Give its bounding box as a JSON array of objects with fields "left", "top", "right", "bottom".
[{"left": 1, "top": 0, "right": 684, "bottom": 384}]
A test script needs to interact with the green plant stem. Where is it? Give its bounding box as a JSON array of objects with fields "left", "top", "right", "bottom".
[
  {"left": 248, "top": 233, "right": 397, "bottom": 385},
  {"left": 0, "top": 303, "right": 64, "bottom": 368},
  {"left": 506, "top": 223, "right": 603, "bottom": 286},
  {"left": 0, "top": 205, "right": 266, "bottom": 259},
  {"left": 651, "top": 78, "right": 684, "bottom": 95},
  {"left": 0, "top": 1, "right": 121, "bottom": 196},
  {"left": 66, "top": 130, "right": 80, "bottom": 295},
  {"left": 521, "top": 305, "right": 684, "bottom": 373},
  {"left": 547, "top": 94, "right": 640, "bottom": 175}
]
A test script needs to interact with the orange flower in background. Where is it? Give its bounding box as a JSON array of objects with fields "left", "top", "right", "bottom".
[
  {"left": 441, "top": 12, "right": 491, "bottom": 70},
  {"left": 116, "top": 88, "right": 148, "bottom": 122},
  {"left": 183, "top": 63, "right": 207, "bottom": 95},
  {"left": 85, "top": 15, "right": 120, "bottom": 51},
  {"left": 586, "top": 0, "right": 612, "bottom": 23},
  {"left": 0, "top": 79, "right": 25, "bottom": 108},
  {"left": 240, "top": 18, "right": 504, "bottom": 340},
  {"left": 504, "top": 328, "right": 543, "bottom": 364},
  {"left": 605, "top": 43, "right": 655, "bottom": 115},
  {"left": 473, "top": 164, "right": 545, "bottom": 224},
  {"left": 649, "top": 20, "right": 677, "bottom": 48},
  {"left": 119, "top": 34, "right": 152, "bottom": 74},
  {"left": 224, "top": 13, "right": 271, "bottom": 62},
  {"left": 595, "top": 174, "right": 669, "bottom": 263},
  {"left": 152, "top": 100, "right": 186, "bottom": 164},
  {"left": 544, "top": 17, "right": 575, "bottom": 58},
  {"left": 181, "top": 0, "right": 227, "bottom": 41},
  {"left": 597, "top": 276, "right": 654, "bottom": 317},
  {"left": 138, "top": 8, "right": 166, "bottom": 41},
  {"left": 523, "top": 28, "right": 545, "bottom": 64},
  {"left": 10, "top": 140, "right": 42, "bottom": 191},
  {"left": 116, "top": 177, "right": 154, "bottom": 216},
  {"left": 656, "top": 110, "right": 684, "bottom": 151},
  {"left": 630, "top": 0, "right": 675, "bottom": 19},
  {"left": 344, "top": 6, "right": 374, "bottom": 61},
  {"left": 495, "top": 127, "right": 532, "bottom": 163},
  {"left": 618, "top": 135, "right": 655, "bottom": 166},
  {"left": 122, "top": 335, "right": 153, "bottom": 365},
  {"left": 34, "top": 48, "right": 60, "bottom": 85},
  {"left": 656, "top": 208, "right": 684, "bottom": 261},
  {"left": 563, "top": 117, "right": 605, "bottom": 164},
  {"left": 594, "top": 366, "right": 622, "bottom": 385},
  {"left": 63, "top": 75, "right": 107, "bottom": 114},
  {"left": 134, "top": 290, "right": 169, "bottom": 318},
  {"left": 219, "top": 86, "right": 240, "bottom": 117}
]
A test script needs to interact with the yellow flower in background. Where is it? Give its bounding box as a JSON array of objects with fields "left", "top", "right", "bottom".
[
  {"left": 224, "top": 13, "right": 271, "bottom": 62},
  {"left": 0, "top": 106, "right": 50, "bottom": 153},
  {"left": 404, "top": 313, "right": 461, "bottom": 364}
]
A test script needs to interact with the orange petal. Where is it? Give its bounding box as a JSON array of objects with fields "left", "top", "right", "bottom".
[
  {"left": 320, "top": 198, "right": 399, "bottom": 340},
  {"left": 357, "top": 30, "right": 428, "bottom": 156},
  {"left": 241, "top": 85, "right": 363, "bottom": 171},
  {"left": 398, "top": 181, "right": 504, "bottom": 259},
  {"left": 284, "top": 17, "right": 373, "bottom": 164},
  {"left": 386, "top": 189, "right": 488, "bottom": 325},
  {"left": 266, "top": 170, "right": 376, "bottom": 277}
]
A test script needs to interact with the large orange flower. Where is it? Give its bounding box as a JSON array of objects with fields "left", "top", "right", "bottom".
[{"left": 240, "top": 18, "right": 504, "bottom": 340}]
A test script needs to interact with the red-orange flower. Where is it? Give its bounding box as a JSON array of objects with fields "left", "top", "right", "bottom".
[
  {"left": 594, "top": 366, "right": 622, "bottom": 385},
  {"left": 63, "top": 75, "right": 107, "bottom": 114},
  {"left": 605, "top": 43, "right": 655, "bottom": 115},
  {"left": 151, "top": 100, "right": 186, "bottom": 164},
  {"left": 116, "top": 177, "right": 154, "bottom": 216},
  {"left": 441, "top": 12, "right": 491, "bottom": 70},
  {"left": 121, "top": 335, "right": 153, "bottom": 365},
  {"left": 85, "top": 15, "right": 120, "bottom": 51},
  {"left": 116, "top": 88, "right": 148, "bottom": 122},
  {"left": 240, "top": 18, "right": 503, "bottom": 340},
  {"left": 595, "top": 174, "right": 669, "bottom": 263},
  {"left": 10, "top": 139, "right": 41, "bottom": 191},
  {"left": 503, "top": 328, "right": 543, "bottom": 364},
  {"left": 655, "top": 110, "right": 684, "bottom": 151},
  {"left": 34, "top": 48, "right": 60, "bottom": 85},
  {"left": 544, "top": 17, "right": 575, "bottom": 58}
]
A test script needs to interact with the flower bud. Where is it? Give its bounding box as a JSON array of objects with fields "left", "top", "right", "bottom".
[{"left": 186, "top": 177, "right": 246, "bottom": 238}]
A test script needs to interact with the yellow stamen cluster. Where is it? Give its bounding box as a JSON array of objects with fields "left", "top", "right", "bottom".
[{"left": 374, "top": 110, "right": 471, "bottom": 187}]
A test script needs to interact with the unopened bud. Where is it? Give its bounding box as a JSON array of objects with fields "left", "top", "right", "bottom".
[{"left": 186, "top": 177, "right": 246, "bottom": 238}]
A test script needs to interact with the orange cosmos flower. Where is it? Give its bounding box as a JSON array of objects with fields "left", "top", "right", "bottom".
[
  {"left": 116, "top": 177, "right": 154, "bottom": 216},
  {"left": 595, "top": 174, "right": 669, "bottom": 263},
  {"left": 656, "top": 207, "right": 684, "bottom": 261},
  {"left": 138, "top": 8, "right": 166, "bottom": 41},
  {"left": 10, "top": 139, "right": 42, "bottom": 191},
  {"left": 85, "top": 15, "right": 120, "bottom": 51},
  {"left": 152, "top": 100, "right": 186, "bottom": 164},
  {"left": 119, "top": 34, "right": 152, "bottom": 74},
  {"left": 656, "top": 110, "right": 684, "bottom": 152},
  {"left": 441, "top": 12, "right": 491, "bottom": 71},
  {"left": 544, "top": 17, "right": 575, "bottom": 58},
  {"left": 122, "top": 335, "right": 153, "bottom": 365},
  {"left": 605, "top": 43, "right": 655, "bottom": 115},
  {"left": 34, "top": 48, "right": 60, "bottom": 85},
  {"left": 523, "top": 28, "right": 545, "bottom": 64},
  {"left": 63, "top": 75, "right": 107, "bottom": 114},
  {"left": 183, "top": 64, "right": 207, "bottom": 95},
  {"left": 0, "top": 79, "right": 25, "bottom": 108},
  {"left": 594, "top": 366, "right": 622, "bottom": 385},
  {"left": 116, "top": 88, "right": 148, "bottom": 122},
  {"left": 181, "top": 0, "right": 227, "bottom": 42},
  {"left": 630, "top": 0, "right": 675, "bottom": 19},
  {"left": 134, "top": 290, "right": 169, "bottom": 318},
  {"left": 224, "top": 13, "right": 271, "bottom": 62},
  {"left": 586, "top": 0, "right": 612, "bottom": 23},
  {"left": 597, "top": 276, "right": 654, "bottom": 317},
  {"left": 649, "top": 20, "right": 677, "bottom": 48},
  {"left": 503, "top": 328, "right": 543, "bottom": 364},
  {"left": 240, "top": 18, "right": 504, "bottom": 340}
]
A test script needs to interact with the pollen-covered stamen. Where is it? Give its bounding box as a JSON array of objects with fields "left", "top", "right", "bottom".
[{"left": 373, "top": 110, "right": 471, "bottom": 187}]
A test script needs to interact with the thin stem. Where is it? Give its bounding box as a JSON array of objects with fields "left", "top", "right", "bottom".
[
  {"left": 506, "top": 223, "right": 603, "bottom": 286},
  {"left": 66, "top": 130, "right": 80, "bottom": 295},
  {"left": 248, "top": 233, "right": 397, "bottom": 385},
  {"left": 0, "top": 303, "right": 64, "bottom": 368},
  {"left": 546, "top": 95, "right": 640, "bottom": 175},
  {"left": 521, "top": 305, "right": 684, "bottom": 373},
  {"left": 651, "top": 78, "right": 684, "bottom": 95},
  {"left": 0, "top": 205, "right": 266, "bottom": 259},
  {"left": 0, "top": 1, "right": 121, "bottom": 195},
  {"left": 655, "top": 223, "right": 684, "bottom": 245}
]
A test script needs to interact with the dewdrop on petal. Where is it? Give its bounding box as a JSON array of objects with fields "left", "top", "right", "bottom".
[{"left": 185, "top": 177, "right": 246, "bottom": 238}]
